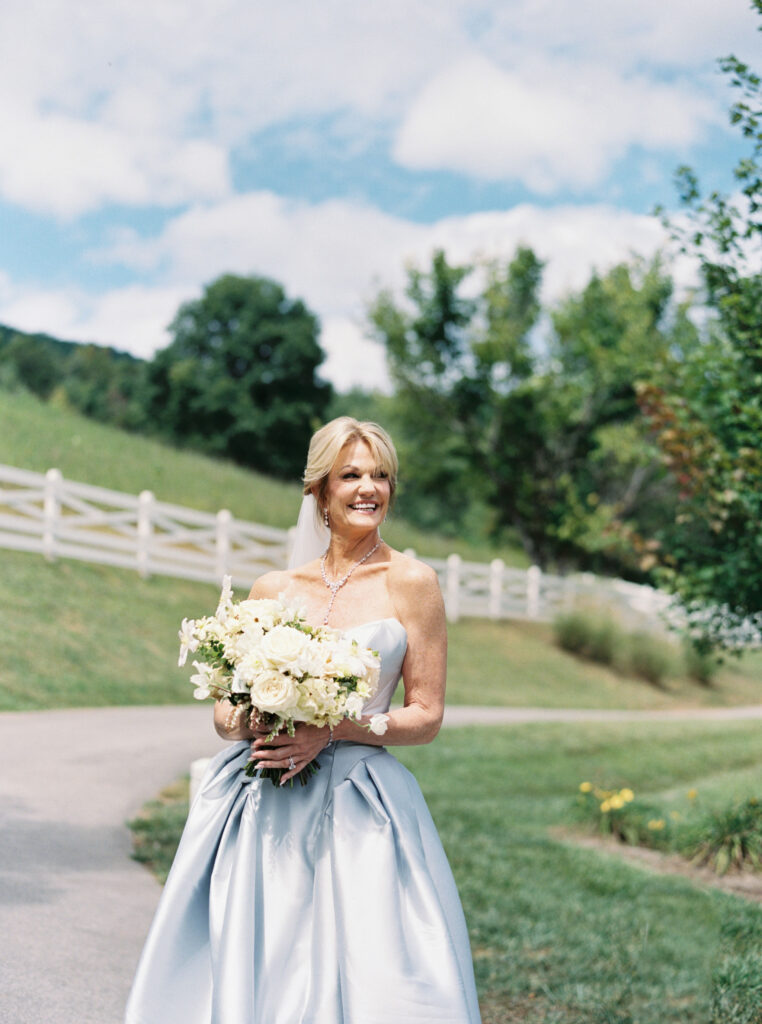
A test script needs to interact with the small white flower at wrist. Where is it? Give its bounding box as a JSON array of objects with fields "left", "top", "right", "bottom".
[{"left": 368, "top": 713, "right": 389, "bottom": 736}]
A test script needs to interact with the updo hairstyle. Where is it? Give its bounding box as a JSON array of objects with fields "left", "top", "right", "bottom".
[{"left": 303, "top": 417, "right": 398, "bottom": 517}]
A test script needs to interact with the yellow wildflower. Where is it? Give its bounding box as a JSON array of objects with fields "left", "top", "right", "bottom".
[
  {"left": 600, "top": 800, "right": 612, "bottom": 813},
  {"left": 579, "top": 782, "right": 592, "bottom": 793},
  {"left": 687, "top": 789, "right": 698, "bottom": 801},
  {"left": 647, "top": 819, "right": 665, "bottom": 831},
  {"left": 609, "top": 795, "right": 625, "bottom": 810},
  {"left": 620, "top": 788, "right": 634, "bottom": 803}
]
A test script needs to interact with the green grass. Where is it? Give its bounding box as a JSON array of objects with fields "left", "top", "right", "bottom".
[
  {"left": 0, "top": 388, "right": 528, "bottom": 564},
  {"left": 445, "top": 618, "right": 762, "bottom": 710},
  {"left": 2, "top": 548, "right": 759, "bottom": 711},
  {"left": 129, "top": 720, "right": 762, "bottom": 1023}
]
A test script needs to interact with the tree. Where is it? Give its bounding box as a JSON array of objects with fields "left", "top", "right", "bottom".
[
  {"left": 370, "top": 248, "right": 694, "bottom": 573},
  {"left": 144, "top": 274, "right": 332, "bottom": 478},
  {"left": 642, "top": 1, "right": 762, "bottom": 650}
]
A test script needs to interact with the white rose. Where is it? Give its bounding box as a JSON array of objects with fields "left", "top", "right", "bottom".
[
  {"left": 369, "top": 713, "right": 389, "bottom": 736},
  {"left": 237, "top": 598, "right": 286, "bottom": 631},
  {"left": 260, "top": 624, "right": 310, "bottom": 670},
  {"left": 249, "top": 669, "right": 299, "bottom": 715}
]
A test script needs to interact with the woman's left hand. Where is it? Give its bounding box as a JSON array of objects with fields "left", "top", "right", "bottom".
[{"left": 251, "top": 723, "right": 331, "bottom": 785}]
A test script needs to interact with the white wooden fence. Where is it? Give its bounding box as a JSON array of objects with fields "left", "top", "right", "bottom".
[{"left": 0, "top": 462, "right": 672, "bottom": 628}]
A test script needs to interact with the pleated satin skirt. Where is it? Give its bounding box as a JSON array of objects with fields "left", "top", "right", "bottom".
[{"left": 125, "top": 739, "right": 482, "bottom": 1024}]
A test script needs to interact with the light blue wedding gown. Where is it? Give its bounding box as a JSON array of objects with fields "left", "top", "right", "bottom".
[{"left": 125, "top": 618, "right": 482, "bottom": 1023}]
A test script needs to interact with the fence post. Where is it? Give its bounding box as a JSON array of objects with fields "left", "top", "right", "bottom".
[
  {"left": 216, "top": 509, "right": 232, "bottom": 580},
  {"left": 527, "top": 564, "right": 541, "bottom": 619},
  {"left": 445, "top": 553, "right": 461, "bottom": 622},
  {"left": 286, "top": 525, "right": 297, "bottom": 567},
  {"left": 42, "top": 468, "right": 62, "bottom": 562},
  {"left": 489, "top": 558, "right": 504, "bottom": 619},
  {"left": 137, "top": 490, "right": 154, "bottom": 579}
]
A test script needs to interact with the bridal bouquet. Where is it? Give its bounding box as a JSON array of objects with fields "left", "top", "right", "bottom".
[{"left": 178, "top": 577, "right": 386, "bottom": 786}]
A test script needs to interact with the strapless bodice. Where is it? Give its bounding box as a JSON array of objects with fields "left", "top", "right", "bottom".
[{"left": 344, "top": 617, "right": 407, "bottom": 716}]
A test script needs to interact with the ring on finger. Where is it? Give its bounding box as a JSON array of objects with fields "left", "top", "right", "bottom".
[{"left": 288, "top": 756, "right": 296, "bottom": 771}]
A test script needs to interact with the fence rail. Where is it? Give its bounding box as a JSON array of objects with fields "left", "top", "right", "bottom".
[{"left": 0, "top": 463, "right": 672, "bottom": 628}]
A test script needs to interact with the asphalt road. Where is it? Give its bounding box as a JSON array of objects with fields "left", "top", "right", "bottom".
[{"left": 2, "top": 702, "right": 762, "bottom": 1024}]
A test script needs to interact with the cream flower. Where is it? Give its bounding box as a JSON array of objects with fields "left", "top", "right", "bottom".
[
  {"left": 178, "top": 618, "right": 199, "bottom": 666},
  {"left": 249, "top": 669, "right": 299, "bottom": 714},
  {"left": 237, "top": 598, "right": 286, "bottom": 631},
  {"left": 215, "top": 575, "right": 234, "bottom": 621},
  {"left": 369, "top": 713, "right": 389, "bottom": 736},
  {"left": 189, "top": 660, "right": 226, "bottom": 699},
  {"left": 259, "top": 624, "right": 310, "bottom": 670},
  {"left": 344, "top": 692, "right": 365, "bottom": 719}
]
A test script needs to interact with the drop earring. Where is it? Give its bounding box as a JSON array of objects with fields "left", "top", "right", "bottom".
[{"left": 323, "top": 507, "right": 329, "bottom": 528}]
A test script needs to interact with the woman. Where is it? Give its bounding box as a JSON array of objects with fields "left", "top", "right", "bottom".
[{"left": 125, "top": 417, "right": 482, "bottom": 1024}]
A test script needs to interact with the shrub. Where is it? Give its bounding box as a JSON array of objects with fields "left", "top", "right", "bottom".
[
  {"left": 689, "top": 798, "right": 762, "bottom": 875},
  {"left": 587, "top": 616, "right": 624, "bottom": 665},
  {"left": 553, "top": 608, "right": 624, "bottom": 666},
  {"left": 627, "top": 631, "right": 674, "bottom": 686},
  {"left": 554, "top": 609, "right": 594, "bottom": 655},
  {"left": 683, "top": 641, "right": 720, "bottom": 685}
]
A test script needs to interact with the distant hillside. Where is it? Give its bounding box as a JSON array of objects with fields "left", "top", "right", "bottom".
[{"left": 0, "top": 322, "right": 139, "bottom": 365}]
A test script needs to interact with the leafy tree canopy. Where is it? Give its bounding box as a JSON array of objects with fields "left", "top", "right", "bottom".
[
  {"left": 144, "top": 274, "right": 332, "bottom": 478},
  {"left": 643, "top": 0, "right": 762, "bottom": 650},
  {"left": 369, "top": 248, "right": 694, "bottom": 574}
]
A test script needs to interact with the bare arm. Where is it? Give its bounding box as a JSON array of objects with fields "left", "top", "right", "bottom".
[{"left": 331, "top": 559, "right": 446, "bottom": 747}]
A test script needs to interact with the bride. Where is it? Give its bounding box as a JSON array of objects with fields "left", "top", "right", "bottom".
[{"left": 125, "top": 417, "right": 482, "bottom": 1024}]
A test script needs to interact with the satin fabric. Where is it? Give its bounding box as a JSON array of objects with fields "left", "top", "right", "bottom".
[{"left": 125, "top": 619, "right": 482, "bottom": 1024}]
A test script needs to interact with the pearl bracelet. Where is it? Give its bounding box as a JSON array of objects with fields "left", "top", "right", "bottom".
[{"left": 224, "top": 703, "right": 243, "bottom": 732}]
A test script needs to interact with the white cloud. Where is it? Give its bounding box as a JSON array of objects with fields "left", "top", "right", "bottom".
[
  {"left": 0, "top": 100, "right": 230, "bottom": 217},
  {"left": 0, "top": 0, "right": 754, "bottom": 215},
  {"left": 320, "top": 316, "right": 389, "bottom": 392},
  {"left": 394, "top": 55, "right": 719, "bottom": 191},
  {"left": 0, "top": 191, "right": 684, "bottom": 392}
]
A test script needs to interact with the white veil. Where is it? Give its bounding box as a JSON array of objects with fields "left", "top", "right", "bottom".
[{"left": 287, "top": 494, "right": 330, "bottom": 569}]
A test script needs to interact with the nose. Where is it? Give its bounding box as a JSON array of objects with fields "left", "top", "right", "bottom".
[{"left": 358, "top": 474, "right": 376, "bottom": 494}]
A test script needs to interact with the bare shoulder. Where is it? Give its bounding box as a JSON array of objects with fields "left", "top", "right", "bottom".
[
  {"left": 386, "top": 549, "right": 444, "bottom": 613},
  {"left": 247, "top": 569, "right": 291, "bottom": 600}
]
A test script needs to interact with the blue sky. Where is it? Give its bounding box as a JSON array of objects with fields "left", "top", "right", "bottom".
[{"left": 0, "top": 0, "right": 757, "bottom": 389}]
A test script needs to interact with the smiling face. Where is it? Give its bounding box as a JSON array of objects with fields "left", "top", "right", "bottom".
[{"left": 320, "top": 439, "right": 391, "bottom": 537}]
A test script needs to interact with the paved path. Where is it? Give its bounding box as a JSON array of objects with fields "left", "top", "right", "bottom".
[{"left": 2, "top": 702, "right": 762, "bottom": 1024}]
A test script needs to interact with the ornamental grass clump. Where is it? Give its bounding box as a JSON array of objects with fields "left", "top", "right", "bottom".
[
  {"left": 683, "top": 640, "right": 720, "bottom": 686},
  {"left": 689, "top": 798, "right": 762, "bottom": 876},
  {"left": 553, "top": 609, "right": 624, "bottom": 667},
  {"left": 626, "top": 630, "right": 674, "bottom": 687}
]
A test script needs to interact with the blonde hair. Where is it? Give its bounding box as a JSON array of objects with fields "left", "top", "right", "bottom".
[{"left": 303, "top": 417, "right": 398, "bottom": 510}]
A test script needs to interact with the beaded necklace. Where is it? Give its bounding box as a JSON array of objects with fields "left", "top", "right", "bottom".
[{"left": 320, "top": 538, "right": 382, "bottom": 625}]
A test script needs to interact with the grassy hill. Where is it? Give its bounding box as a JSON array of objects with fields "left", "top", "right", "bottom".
[
  {"left": 0, "top": 389, "right": 529, "bottom": 564},
  {"left": 1, "top": 547, "right": 760, "bottom": 712}
]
